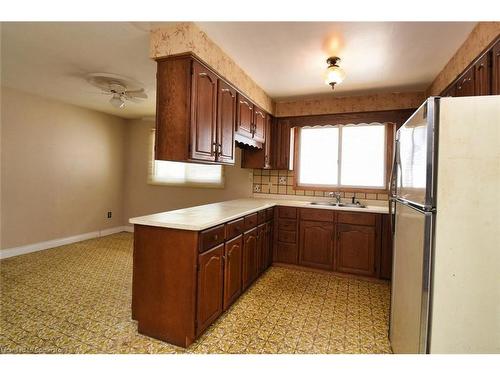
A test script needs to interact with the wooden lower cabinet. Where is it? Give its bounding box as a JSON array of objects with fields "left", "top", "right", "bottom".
[
  {"left": 275, "top": 242, "right": 298, "bottom": 264},
  {"left": 299, "top": 220, "right": 334, "bottom": 270},
  {"left": 242, "top": 227, "right": 258, "bottom": 290},
  {"left": 335, "top": 224, "right": 378, "bottom": 277},
  {"left": 196, "top": 244, "right": 224, "bottom": 335},
  {"left": 223, "top": 235, "right": 243, "bottom": 310}
]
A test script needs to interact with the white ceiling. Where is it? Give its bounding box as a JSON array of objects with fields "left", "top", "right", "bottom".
[
  {"left": 197, "top": 22, "right": 476, "bottom": 99},
  {"left": 1, "top": 22, "right": 476, "bottom": 119},
  {"left": 1, "top": 22, "right": 158, "bottom": 119}
]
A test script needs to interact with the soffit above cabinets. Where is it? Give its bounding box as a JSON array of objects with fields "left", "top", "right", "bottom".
[{"left": 196, "top": 22, "right": 477, "bottom": 99}]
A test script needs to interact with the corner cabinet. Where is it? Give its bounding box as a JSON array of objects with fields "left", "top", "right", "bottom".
[{"left": 155, "top": 55, "right": 236, "bottom": 165}]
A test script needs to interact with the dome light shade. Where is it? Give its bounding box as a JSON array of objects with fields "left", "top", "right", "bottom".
[
  {"left": 325, "top": 57, "right": 345, "bottom": 90},
  {"left": 110, "top": 94, "right": 125, "bottom": 109}
]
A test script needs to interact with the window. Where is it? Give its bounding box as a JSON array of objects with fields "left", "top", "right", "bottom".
[
  {"left": 295, "top": 123, "right": 390, "bottom": 191},
  {"left": 148, "top": 129, "right": 224, "bottom": 188}
]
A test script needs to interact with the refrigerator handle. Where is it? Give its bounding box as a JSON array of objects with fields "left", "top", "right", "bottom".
[
  {"left": 389, "top": 139, "right": 399, "bottom": 198},
  {"left": 389, "top": 198, "right": 396, "bottom": 235}
]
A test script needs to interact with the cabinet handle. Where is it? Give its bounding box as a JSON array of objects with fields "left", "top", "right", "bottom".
[
  {"left": 218, "top": 143, "right": 222, "bottom": 154},
  {"left": 221, "top": 88, "right": 230, "bottom": 92},
  {"left": 212, "top": 142, "right": 218, "bottom": 155},
  {"left": 199, "top": 72, "right": 208, "bottom": 77},
  {"left": 240, "top": 100, "right": 249, "bottom": 106}
]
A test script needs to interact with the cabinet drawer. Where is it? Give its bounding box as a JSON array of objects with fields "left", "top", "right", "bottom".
[
  {"left": 258, "top": 210, "right": 266, "bottom": 224},
  {"left": 225, "top": 218, "right": 245, "bottom": 240},
  {"left": 278, "top": 230, "right": 297, "bottom": 244},
  {"left": 265, "top": 207, "right": 274, "bottom": 221},
  {"left": 337, "top": 212, "right": 377, "bottom": 226},
  {"left": 278, "top": 206, "right": 297, "bottom": 219},
  {"left": 278, "top": 219, "right": 297, "bottom": 231},
  {"left": 244, "top": 213, "right": 258, "bottom": 230},
  {"left": 300, "top": 208, "right": 335, "bottom": 222},
  {"left": 199, "top": 225, "right": 225, "bottom": 253}
]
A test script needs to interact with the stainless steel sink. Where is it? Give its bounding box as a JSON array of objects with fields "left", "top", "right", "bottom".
[{"left": 310, "top": 201, "right": 366, "bottom": 208}]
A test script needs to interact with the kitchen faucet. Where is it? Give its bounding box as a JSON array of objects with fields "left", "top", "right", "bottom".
[{"left": 328, "top": 192, "right": 342, "bottom": 204}]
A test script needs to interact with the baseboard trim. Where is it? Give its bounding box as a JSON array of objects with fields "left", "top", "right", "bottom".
[{"left": 0, "top": 226, "right": 133, "bottom": 260}]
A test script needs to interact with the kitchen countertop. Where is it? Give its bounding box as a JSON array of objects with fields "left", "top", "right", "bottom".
[{"left": 129, "top": 198, "right": 389, "bottom": 231}]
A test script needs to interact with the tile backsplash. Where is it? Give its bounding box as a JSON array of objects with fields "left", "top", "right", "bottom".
[{"left": 252, "top": 169, "right": 389, "bottom": 201}]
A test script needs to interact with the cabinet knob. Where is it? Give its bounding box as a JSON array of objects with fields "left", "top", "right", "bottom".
[{"left": 213, "top": 234, "right": 219, "bottom": 241}]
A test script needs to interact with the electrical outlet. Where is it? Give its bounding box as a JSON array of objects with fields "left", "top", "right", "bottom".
[
  {"left": 254, "top": 185, "right": 261, "bottom": 193},
  {"left": 107, "top": 211, "right": 112, "bottom": 219},
  {"left": 278, "top": 176, "right": 287, "bottom": 185}
]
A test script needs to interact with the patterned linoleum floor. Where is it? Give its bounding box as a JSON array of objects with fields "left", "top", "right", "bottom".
[{"left": 0, "top": 232, "right": 392, "bottom": 354}]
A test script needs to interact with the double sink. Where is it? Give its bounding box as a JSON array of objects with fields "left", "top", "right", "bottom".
[{"left": 310, "top": 201, "right": 367, "bottom": 208}]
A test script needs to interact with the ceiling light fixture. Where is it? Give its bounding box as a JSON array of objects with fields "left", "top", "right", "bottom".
[
  {"left": 324, "top": 56, "right": 346, "bottom": 90},
  {"left": 109, "top": 93, "right": 125, "bottom": 109}
]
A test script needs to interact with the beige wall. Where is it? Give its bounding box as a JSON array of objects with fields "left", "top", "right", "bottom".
[
  {"left": 122, "top": 118, "right": 253, "bottom": 222},
  {"left": 1, "top": 87, "right": 126, "bottom": 249},
  {"left": 427, "top": 22, "right": 500, "bottom": 96}
]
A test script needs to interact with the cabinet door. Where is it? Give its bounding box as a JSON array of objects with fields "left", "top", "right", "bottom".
[
  {"left": 441, "top": 82, "right": 456, "bottom": 97},
  {"left": 242, "top": 228, "right": 258, "bottom": 290},
  {"left": 275, "top": 242, "right": 298, "bottom": 264},
  {"left": 267, "top": 220, "right": 274, "bottom": 268},
  {"left": 236, "top": 94, "right": 254, "bottom": 138},
  {"left": 492, "top": 39, "right": 500, "bottom": 95},
  {"left": 299, "top": 220, "right": 334, "bottom": 270},
  {"left": 455, "top": 66, "right": 475, "bottom": 97},
  {"left": 216, "top": 80, "right": 236, "bottom": 164},
  {"left": 223, "top": 235, "right": 243, "bottom": 310},
  {"left": 336, "top": 224, "right": 377, "bottom": 277},
  {"left": 253, "top": 107, "right": 266, "bottom": 142},
  {"left": 474, "top": 52, "right": 491, "bottom": 96},
  {"left": 264, "top": 115, "right": 273, "bottom": 168},
  {"left": 197, "top": 244, "right": 224, "bottom": 335},
  {"left": 191, "top": 61, "right": 217, "bottom": 162},
  {"left": 258, "top": 223, "right": 268, "bottom": 274},
  {"left": 274, "top": 118, "right": 292, "bottom": 170}
]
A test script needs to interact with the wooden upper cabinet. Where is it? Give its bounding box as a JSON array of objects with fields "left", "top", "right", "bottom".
[
  {"left": 441, "top": 82, "right": 456, "bottom": 97},
  {"left": 216, "top": 80, "right": 236, "bottom": 164},
  {"left": 274, "top": 118, "right": 293, "bottom": 170},
  {"left": 253, "top": 106, "right": 266, "bottom": 143},
  {"left": 474, "top": 52, "right": 491, "bottom": 96},
  {"left": 240, "top": 114, "right": 273, "bottom": 169},
  {"left": 299, "top": 220, "right": 334, "bottom": 270},
  {"left": 455, "top": 66, "right": 475, "bottom": 97},
  {"left": 236, "top": 93, "right": 254, "bottom": 139},
  {"left": 492, "top": 39, "right": 500, "bottom": 95},
  {"left": 196, "top": 243, "right": 224, "bottom": 335},
  {"left": 190, "top": 61, "right": 218, "bottom": 162},
  {"left": 336, "top": 223, "right": 378, "bottom": 277},
  {"left": 223, "top": 234, "right": 243, "bottom": 310}
]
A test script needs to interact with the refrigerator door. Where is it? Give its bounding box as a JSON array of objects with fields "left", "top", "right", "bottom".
[
  {"left": 390, "top": 200, "right": 434, "bottom": 354},
  {"left": 396, "top": 97, "right": 439, "bottom": 209}
]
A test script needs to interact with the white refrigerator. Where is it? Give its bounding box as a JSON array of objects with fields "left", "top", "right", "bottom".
[{"left": 389, "top": 96, "right": 500, "bottom": 354}]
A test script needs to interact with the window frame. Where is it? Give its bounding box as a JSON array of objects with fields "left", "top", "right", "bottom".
[
  {"left": 293, "top": 122, "right": 395, "bottom": 194},
  {"left": 148, "top": 128, "right": 225, "bottom": 188}
]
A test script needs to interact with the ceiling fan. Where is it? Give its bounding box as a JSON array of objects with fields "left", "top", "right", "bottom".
[{"left": 86, "top": 72, "right": 148, "bottom": 109}]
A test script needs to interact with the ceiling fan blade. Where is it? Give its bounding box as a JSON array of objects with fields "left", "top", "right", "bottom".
[
  {"left": 126, "top": 97, "right": 142, "bottom": 104},
  {"left": 126, "top": 89, "right": 148, "bottom": 99}
]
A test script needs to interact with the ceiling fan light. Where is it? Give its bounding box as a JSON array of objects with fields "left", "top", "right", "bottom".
[{"left": 110, "top": 94, "right": 125, "bottom": 109}]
